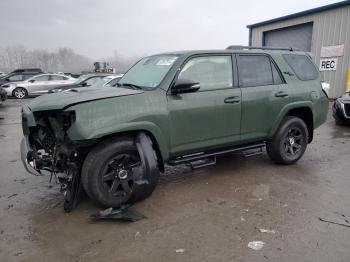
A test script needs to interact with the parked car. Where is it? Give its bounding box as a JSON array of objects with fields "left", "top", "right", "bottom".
[
  {"left": 10, "top": 68, "right": 43, "bottom": 74},
  {"left": 0, "top": 72, "right": 42, "bottom": 86},
  {"left": 20, "top": 47, "right": 328, "bottom": 211},
  {"left": 333, "top": 91, "right": 350, "bottom": 125},
  {"left": 104, "top": 74, "right": 123, "bottom": 87},
  {"left": 48, "top": 74, "right": 110, "bottom": 93},
  {"left": 51, "top": 75, "right": 123, "bottom": 93},
  {"left": 3, "top": 73, "right": 75, "bottom": 99},
  {"left": 0, "top": 87, "right": 7, "bottom": 104}
]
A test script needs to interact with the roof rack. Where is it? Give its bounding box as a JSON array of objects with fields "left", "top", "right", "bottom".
[{"left": 226, "top": 45, "right": 297, "bottom": 51}]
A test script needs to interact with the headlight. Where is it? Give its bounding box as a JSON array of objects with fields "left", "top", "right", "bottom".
[{"left": 1, "top": 84, "right": 10, "bottom": 88}]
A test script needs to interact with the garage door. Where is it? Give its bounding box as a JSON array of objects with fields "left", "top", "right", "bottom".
[{"left": 263, "top": 22, "right": 313, "bottom": 52}]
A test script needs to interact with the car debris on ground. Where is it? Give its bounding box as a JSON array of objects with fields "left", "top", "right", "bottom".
[
  {"left": 90, "top": 206, "right": 146, "bottom": 222},
  {"left": 247, "top": 241, "right": 265, "bottom": 250}
]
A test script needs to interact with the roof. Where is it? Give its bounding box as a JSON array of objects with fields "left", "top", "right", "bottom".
[{"left": 247, "top": 0, "right": 350, "bottom": 29}]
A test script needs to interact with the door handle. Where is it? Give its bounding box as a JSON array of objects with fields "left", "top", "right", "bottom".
[
  {"left": 274, "top": 91, "right": 289, "bottom": 98},
  {"left": 224, "top": 96, "right": 240, "bottom": 104}
]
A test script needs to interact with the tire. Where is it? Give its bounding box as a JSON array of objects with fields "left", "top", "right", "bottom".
[
  {"left": 82, "top": 136, "right": 159, "bottom": 208},
  {"left": 266, "top": 116, "right": 309, "bottom": 165},
  {"left": 13, "top": 87, "right": 28, "bottom": 99}
]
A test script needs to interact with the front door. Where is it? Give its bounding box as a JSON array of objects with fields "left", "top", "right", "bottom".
[
  {"left": 167, "top": 55, "right": 241, "bottom": 156},
  {"left": 29, "top": 75, "right": 51, "bottom": 94},
  {"left": 237, "top": 54, "right": 292, "bottom": 141}
]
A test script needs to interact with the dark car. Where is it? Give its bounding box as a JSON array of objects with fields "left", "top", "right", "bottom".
[
  {"left": 0, "top": 72, "right": 42, "bottom": 86},
  {"left": 333, "top": 92, "right": 350, "bottom": 125},
  {"left": 48, "top": 74, "right": 110, "bottom": 93},
  {"left": 10, "top": 68, "right": 43, "bottom": 74},
  {"left": 0, "top": 87, "right": 7, "bottom": 104}
]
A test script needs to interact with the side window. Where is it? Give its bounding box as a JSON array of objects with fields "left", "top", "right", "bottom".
[
  {"left": 23, "top": 74, "right": 35, "bottom": 80},
  {"left": 50, "top": 75, "right": 65, "bottom": 81},
  {"left": 177, "top": 56, "right": 233, "bottom": 91},
  {"left": 271, "top": 62, "right": 284, "bottom": 85},
  {"left": 33, "top": 75, "right": 49, "bottom": 81},
  {"left": 283, "top": 54, "right": 319, "bottom": 81},
  {"left": 238, "top": 55, "right": 274, "bottom": 87}
]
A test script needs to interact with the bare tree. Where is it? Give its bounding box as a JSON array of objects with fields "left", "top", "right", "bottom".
[{"left": 0, "top": 46, "right": 140, "bottom": 74}]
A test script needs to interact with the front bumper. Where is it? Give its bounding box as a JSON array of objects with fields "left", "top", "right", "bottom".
[
  {"left": 0, "top": 90, "right": 7, "bottom": 102},
  {"left": 333, "top": 100, "right": 350, "bottom": 122},
  {"left": 20, "top": 137, "right": 41, "bottom": 176},
  {"left": 2, "top": 85, "right": 15, "bottom": 96}
]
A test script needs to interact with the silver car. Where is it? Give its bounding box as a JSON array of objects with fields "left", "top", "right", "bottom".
[{"left": 2, "top": 73, "right": 75, "bottom": 99}]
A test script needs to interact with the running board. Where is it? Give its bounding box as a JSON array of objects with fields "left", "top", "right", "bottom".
[{"left": 168, "top": 142, "right": 265, "bottom": 166}]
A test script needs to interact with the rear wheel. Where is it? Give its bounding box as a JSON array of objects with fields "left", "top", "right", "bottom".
[
  {"left": 267, "top": 116, "right": 308, "bottom": 165},
  {"left": 13, "top": 87, "right": 28, "bottom": 99},
  {"left": 82, "top": 136, "right": 159, "bottom": 208}
]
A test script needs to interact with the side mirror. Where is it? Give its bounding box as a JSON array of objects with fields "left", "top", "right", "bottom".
[
  {"left": 171, "top": 79, "right": 200, "bottom": 95},
  {"left": 29, "top": 79, "right": 35, "bottom": 83},
  {"left": 81, "top": 82, "right": 88, "bottom": 87}
]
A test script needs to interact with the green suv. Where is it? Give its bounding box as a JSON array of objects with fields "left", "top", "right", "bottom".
[{"left": 20, "top": 46, "right": 328, "bottom": 211}]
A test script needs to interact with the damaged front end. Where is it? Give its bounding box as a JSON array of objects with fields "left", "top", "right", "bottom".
[{"left": 21, "top": 105, "right": 90, "bottom": 211}]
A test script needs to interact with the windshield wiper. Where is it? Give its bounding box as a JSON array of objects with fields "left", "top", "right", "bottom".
[{"left": 117, "top": 83, "right": 143, "bottom": 90}]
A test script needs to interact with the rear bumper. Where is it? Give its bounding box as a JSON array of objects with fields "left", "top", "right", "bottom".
[{"left": 20, "top": 137, "right": 41, "bottom": 176}]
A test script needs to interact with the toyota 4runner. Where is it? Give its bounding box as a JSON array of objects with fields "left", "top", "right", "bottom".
[{"left": 20, "top": 46, "right": 329, "bottom": 211}]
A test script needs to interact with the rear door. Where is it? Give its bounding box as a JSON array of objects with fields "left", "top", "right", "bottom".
[
  {"left": 167, "top": 54, "right": 241, "bottom": 155},
  {"left": 238, "top": 54, "right": 293, "bottom": 141}
]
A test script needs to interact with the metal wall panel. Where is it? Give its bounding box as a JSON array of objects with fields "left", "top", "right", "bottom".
[
  {"left": 250, "top": 6, "right": 350, "bottom": 98},
  {"left": 263, "top": 22, "right": 313, "bottom": 51}
]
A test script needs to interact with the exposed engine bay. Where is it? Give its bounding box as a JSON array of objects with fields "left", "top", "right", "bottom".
[{"left": 27, "top": 110, "right": 90, "bottom": 212}]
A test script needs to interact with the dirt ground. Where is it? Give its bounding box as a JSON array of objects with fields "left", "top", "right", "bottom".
[{"left": 1, "top": 99, "right": 350, "bottom": 262}]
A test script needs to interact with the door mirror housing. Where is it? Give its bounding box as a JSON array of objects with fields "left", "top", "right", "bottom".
[
  {"left": 81, "top": 82, "right": 88, "bottom": 87},
  {"left": 29, "top": 79, "right": 35, "bottom": 83},
  {"left": 171, "top": 79, "right": 200, "bottom": 95}
]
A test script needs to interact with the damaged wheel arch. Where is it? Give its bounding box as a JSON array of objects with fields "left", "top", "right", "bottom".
[{"left": 81, "top": 132, "right": 160, "bottom": 208}]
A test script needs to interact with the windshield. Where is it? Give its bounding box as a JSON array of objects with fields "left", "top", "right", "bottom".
[{"left": 119, "top": 55, "right": 179, "bottom": 90}]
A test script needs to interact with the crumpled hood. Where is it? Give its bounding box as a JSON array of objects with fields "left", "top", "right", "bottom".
[{"left": 28, "top": 87, "right": 143, "bottom": 112}]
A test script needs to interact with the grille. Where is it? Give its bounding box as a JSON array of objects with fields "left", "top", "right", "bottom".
[{"left": 344, "top": 104, "right": 350, "bottom": 118}]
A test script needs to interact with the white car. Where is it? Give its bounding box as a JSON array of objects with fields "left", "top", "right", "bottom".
[{"left": 2, "top": 73, "right": 76, "bottom": 99}]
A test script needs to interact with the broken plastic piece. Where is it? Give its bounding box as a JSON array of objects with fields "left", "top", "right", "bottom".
[
  {"left": 90, "top": 207, "right": 146, "bottom": 222},
  {"left": 248, "top": 241, "right": 265, "bottom": 250},
  {"left": 259, "top": 229, "right": 276, "bottom": 234}
]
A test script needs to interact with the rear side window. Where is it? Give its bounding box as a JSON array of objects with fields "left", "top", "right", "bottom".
[
  {"left": 283, "top": 54, "right": 319, "bottom": 81},
  {"left": 50, "top": 75, "right": 67, "bottom": 80},
  {"left": 238, "top": 55, "right": 283, "bottom": 87}
]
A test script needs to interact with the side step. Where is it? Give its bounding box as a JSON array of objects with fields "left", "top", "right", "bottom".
[{"left": 168, "top": 142, "right": 265, "bottom": 166}]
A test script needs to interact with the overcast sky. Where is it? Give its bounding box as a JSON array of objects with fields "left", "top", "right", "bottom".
[{"left": 0, "top": 0, "right": 341, "bottom": 59}]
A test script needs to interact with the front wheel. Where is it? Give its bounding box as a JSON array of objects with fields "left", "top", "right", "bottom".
[
  {"left": 13, "top": 87, "right": 28, "bottom": 99},
  {"left": 266, "top": 116, "right": 309, "bottom": 165},
  {"left": 82, "top": 136, "right": 159, "bottom": 208}
]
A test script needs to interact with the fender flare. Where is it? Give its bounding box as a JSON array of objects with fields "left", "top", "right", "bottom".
[{"left": 268, "top": 102, "right": 314, "bottom": 138}]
